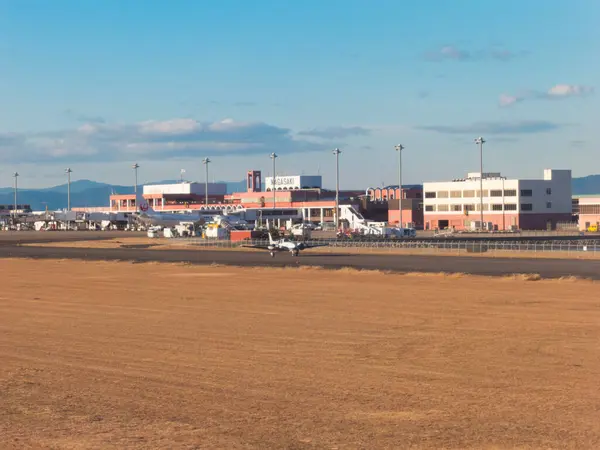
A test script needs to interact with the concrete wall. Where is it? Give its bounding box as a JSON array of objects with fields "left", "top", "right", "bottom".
[{"left": 519, "top": 169, "right": 572, "bottom": 215}]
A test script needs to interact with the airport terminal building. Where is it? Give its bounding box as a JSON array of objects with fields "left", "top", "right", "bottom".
[
  {"left": 573, "top": 194, "right": 600, "bottom": 231},
  {"left": 423, "top": 169, "right": 573, "bottom": 231}
]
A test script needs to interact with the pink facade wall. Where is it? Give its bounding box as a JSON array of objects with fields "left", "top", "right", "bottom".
[
  {"left": 578, "top": 214, "right": 600, "bottom": 231},
  {"left": 368, "top": 187, "right": 422, "bottom": 202},
  {"left": 424, "top": 213, "right": 518, "bottom": 231},
  {"left": 388, "top": 209, "right": 424, "bottom": 229},
  {"left": 424, "top": 213, "right": 572, "bottom": 231}
]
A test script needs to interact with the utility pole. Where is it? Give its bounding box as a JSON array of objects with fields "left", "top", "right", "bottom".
[
  {"left": 202, "top": 158, "right": 211, "bottom": 209},
  {"left": 474, "top": 137, "right": 485, "bottom": 230},
  {"left": 270, "top": 153, "right": 278, "bottom": 209},
  {"left": 132, "top": 163, "right": 139, "bottom": 194},
  {"left": 65, "top": 168, "right": 73, "bottom": 211},
  {"left": 332, "top": 148, "right": 342, "bottom": 230},
  {"left": 395, "top": 144, "right": 404, "bottom": 228},
  {"left": 13, "top": 172, "right": 19, "bottom": 220}
]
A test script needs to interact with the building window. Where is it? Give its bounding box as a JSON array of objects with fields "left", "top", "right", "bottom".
[
  {"left": 437, "top": 204, "right": 449, "bottom": 212},
  {"left": 450, "top": 190, "right": 462, "bottom": 198},
  {"left": 464, "top": 204, "right": 475, "bottom": 211},
  {"left": 546, "top": 201, "right": 552, "bottom": 209},
  {"left": 463, "top": 190, "right": 475, "bottom": 198},
  {"left": 579, "top": 205, "right": 600, "bottom": 214},
  {"left": 490, "top": 190, "right": 503, "bottom": 197},
  {"left": 520, "top": 189, "right": 532, "bottom": 197},
  {"left": 437, "top": 191, "right": 449, "bottom": 198},
  {"left": 503, "top": 189, "right": 517, "bottom": 197},
  {"left": 521, "top": 203, "right": 533, "bottom": 211},
  {"left": 476, "top": 190, "right": 489, "bottom": 197},
  {"left": 451, "top": 204, "right": 463, "bottom": 212},
  {"left": 492, "top": 204, "right": 503, "bottom": 211},
  {"left": 476, "top": 203, "right": 489, "bottom": 211},
  {"left": 546, "top": 188, "right": 552, "bottom": 195},
  {"left": 425, "top": 192, "right": 436, "bottom": 199},
  {"left": 425, "top": 205, "right": 435, "bottom": 212},
  {"left": 504, "top": 204, "right": 517, "bottom": 211}
]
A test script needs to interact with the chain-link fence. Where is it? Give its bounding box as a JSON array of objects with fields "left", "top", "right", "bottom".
[{"left": 167, "top": 237, "right": 600, "bottom": 257}]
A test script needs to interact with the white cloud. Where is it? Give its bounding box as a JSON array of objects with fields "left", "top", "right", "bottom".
[
  {"left": 138, "top": 118, "right": 199, "bottom": 134},
  {"left": 500, "top": 84, "right": 594, "bottom": 107},
  {"left": 0, "top": 118, "right": 329, "bottom": 164},
  {"left": 547, "top": 84, "right": 594, "bottom": 97},
  {"left": 498, "top": 94, "right": 523, "bottom": 107}
]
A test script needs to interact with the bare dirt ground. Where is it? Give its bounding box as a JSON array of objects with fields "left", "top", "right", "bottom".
[
  {"left": 1, "top": 260, "right": 599, "bottom": 449},
  {"left": 22, "top": 236, "right": 600, "bottom": 259}
]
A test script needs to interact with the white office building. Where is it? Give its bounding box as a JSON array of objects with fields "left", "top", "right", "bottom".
[
  {"left": 423, "top": 169, "right": 572, "bottom": 231},
  {"left": 143, "top": 182, "right": 227, "bottom": 196}
]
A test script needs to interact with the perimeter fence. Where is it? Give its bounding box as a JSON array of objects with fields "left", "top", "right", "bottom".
[{"left": 170, "top": 238, "right": 600, "bottom": 257}]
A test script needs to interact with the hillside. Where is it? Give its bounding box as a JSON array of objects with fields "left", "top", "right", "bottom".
[
  {"left": 572, "top": 175, "right": 600, "bottom": 196},
  {"left": 0, "top": 179, "right": 250, "bottom": 210}
]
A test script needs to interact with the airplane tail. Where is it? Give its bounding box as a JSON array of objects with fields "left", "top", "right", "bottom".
[
  {"left": 135, "top": 193, "right": 154, "bottom": 214},
  {"left": 268, "top": 232, "right": 275, "bottom": 245}
]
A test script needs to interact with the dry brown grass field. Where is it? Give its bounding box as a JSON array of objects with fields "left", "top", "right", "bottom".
[{"left": 1, "top": 259, "right": 599, "bottom": 449}]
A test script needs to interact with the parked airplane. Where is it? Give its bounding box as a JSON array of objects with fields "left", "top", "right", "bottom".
[
  {"left": 131, "top": 198, "right": 210, "bottom": 228},
  {"left": 244, "top": 232, "right": 328, "bottom": 257}
]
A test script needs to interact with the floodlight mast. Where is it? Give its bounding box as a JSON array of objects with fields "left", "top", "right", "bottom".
[
  {"left": 270, "top": 153, "right": 278, "bottom": 209},
  {"left": 202, "top": 158, "right": 211, "bottom": 209},
  {"left": 394, "top": 144, "right": 405, "bottom": 228},
  {"left": 474, "top": 137, "right": 486, "bottom": 229},
  {"left": 332, "top": 148, "right": 342, "bottom": 230},
  {"left": 65, "top": 168, "right": 73, "bottom": 211}
]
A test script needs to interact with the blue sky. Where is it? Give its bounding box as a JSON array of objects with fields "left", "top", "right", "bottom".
[{"left": 1, "top": 0, "right": 598, "bottom": 188}]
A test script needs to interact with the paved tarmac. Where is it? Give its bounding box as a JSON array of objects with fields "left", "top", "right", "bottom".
[{"left": 1, "top": 243, "right": 599, "bottom": 280}]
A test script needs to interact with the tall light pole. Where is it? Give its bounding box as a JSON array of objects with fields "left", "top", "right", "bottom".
[
  {"left": 502, "top": 176, "right": 506, "bottom": 231},
  {"left": 65, "top": 168, "right": 73, "bottom": 211},
  {"left": 270, "top": 152, "right": 278, "bottom": 209},
  {"left": 202, "top": 157, "right": 211, "bottom": 209},
  {"left": 474, "top": 137, "right": 485, "bottom": 230},
  {"left": 180, "top": 169, "right": 186, "bottom": 182},
  {"left": 13, "top": 172, "right": 19, "bottom": 219},
  {"left": 395, "top": 144, "right": 404, "bottom": 228},
  {"left": 333, "top": 148, "right": 342, "bottom": 230},
  {"left": 132, "top": 163, "right": 139, "bottom": 194}
]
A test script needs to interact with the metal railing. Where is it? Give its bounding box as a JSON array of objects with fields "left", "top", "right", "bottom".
[{"left": 167, "top": 237, "right": 600, "bottom": 257}]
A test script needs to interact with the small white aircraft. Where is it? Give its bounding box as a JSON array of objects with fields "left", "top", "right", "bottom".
[{"left": 245, "top": 232, "right": 328, "bottom": 257}]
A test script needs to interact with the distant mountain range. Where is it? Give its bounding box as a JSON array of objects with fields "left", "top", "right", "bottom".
[
  {"left": 0, "top": 179, "right": 250, "bottom": 210},
  {"left": 571, "top": 175, "right": 600, "bottom": 197},
  {"left": 2, "top": 176, "right": 600, "bottom": 211}
]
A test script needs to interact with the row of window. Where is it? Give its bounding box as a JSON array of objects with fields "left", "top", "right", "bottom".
[
  {"left": 425, "top": 189, "right": 539, "bottom": 199},
  {"left": 424, "top": 203, "right": 539, "bottom": 212},
  {"left": 0, "top": 204, "right": 31, "bottom": 210},
  {"left": 579, "top": 205, "right": 600, "bottom": 215}
]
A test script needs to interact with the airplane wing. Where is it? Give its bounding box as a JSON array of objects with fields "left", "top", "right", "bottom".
[
  {"left": 304, "top": 243, "right": 329, "bottom": 249},
  {"left": 241, "top": 244, "right": 271, "bottom": 250}
]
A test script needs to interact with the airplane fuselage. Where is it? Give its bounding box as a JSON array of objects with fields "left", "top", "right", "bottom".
[
  {"left": 268, "top": 240, "right": 307, "bottom": 256},
  {"left": 134, "top": 211, "right": 206, "bottom": 228}
]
